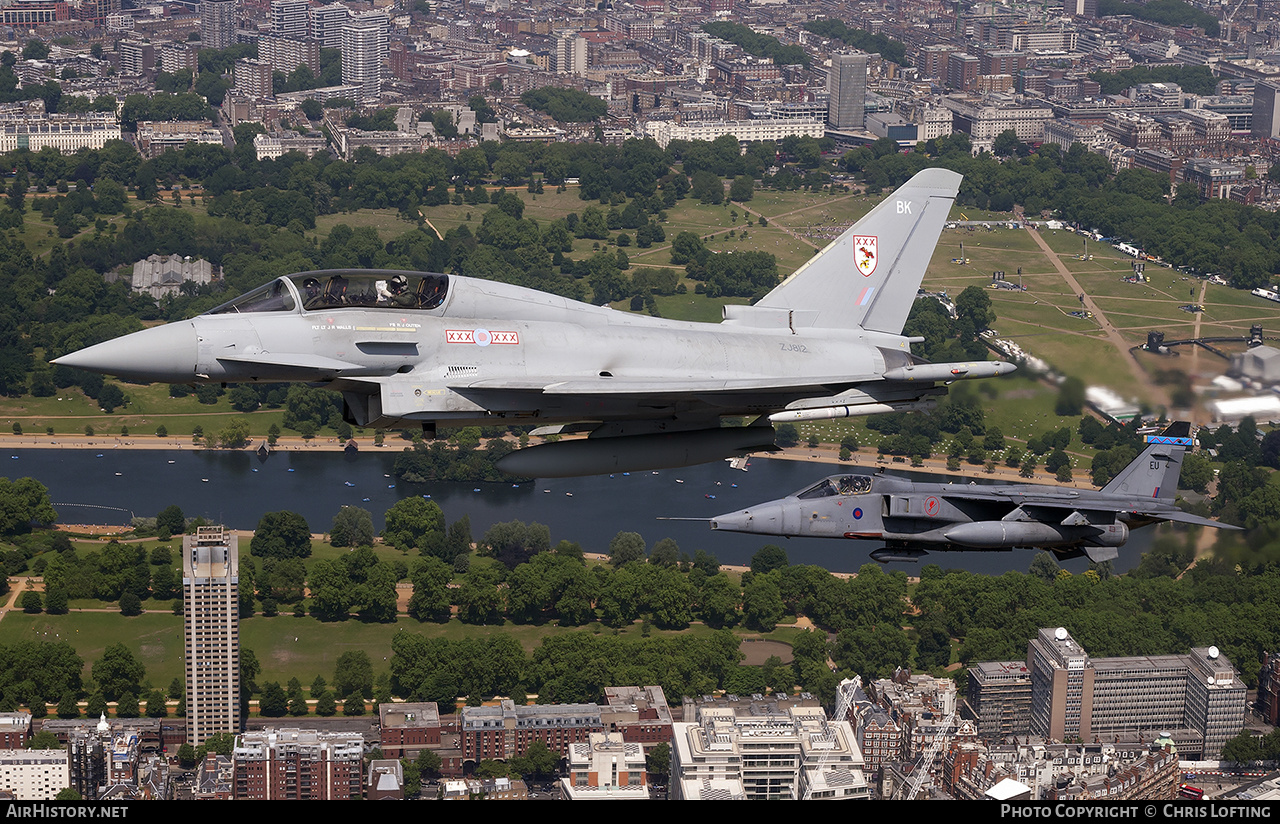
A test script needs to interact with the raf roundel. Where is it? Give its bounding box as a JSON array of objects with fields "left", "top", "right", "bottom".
[{"left": 854, "top": 235, "right": 877, "bottom": 277}]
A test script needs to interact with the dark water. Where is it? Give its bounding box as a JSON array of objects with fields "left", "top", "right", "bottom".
[{"left": 5, "top": 447, "right": 1153, "bottom": 575}]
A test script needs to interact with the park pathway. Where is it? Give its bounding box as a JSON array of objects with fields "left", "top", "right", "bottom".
[{"left": 1025, "top": 226, "right": 1169, "bottom": 409}]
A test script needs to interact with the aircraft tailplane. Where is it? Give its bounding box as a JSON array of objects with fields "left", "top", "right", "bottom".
[
  {"left": 756, "top": 167, "right": 961, "bottom": 334},
  {"left": 1100, "top": 421, "right": 1192, "bottom": 502}
]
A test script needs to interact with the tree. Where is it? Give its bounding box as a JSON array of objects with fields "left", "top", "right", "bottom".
[
  {"left": 156, "top": 504, "right": 184, "bottom": 537},
  {"left": 145, "top": 690, "right": 168, "bottom": 718},
  {"left": 97, "top": 384, "right": 126, "bottom": 413},
  {"left": 646, "top": 742, "right": 670, "bottom": 778},
  {"left": 669, "top": 231, "right": 705, "bottom": 265},
  {"left": 115, "top": 692, "right": 140, "bottom": 718},
  {"left": 314, "top": 691, "right": 337, "bottom": 716},
  {"left": 176, "top": 743, "right": 198, "bottom": 768},
  {"left": 334, "top": 650, "right": 374, "bottom": 699},
  {"left": 742, "top": 575, "right": 785, "bottom": 631},
  {"left": 250, "top": 511, "right": 312, "bottom": 559},
  {"left": 92, "top": 643, "right": 144, "bottom": 702},
  {"left": 383, "top": 498, "right": 445, "bottom": 553},
  {"left": 56, "top": 692, "right": 79, "bottom": 720},
  {"left": 119, "top": 591, "right": 141, "bottom": 616},
  {"left": 19, "top": 590, "right": 40, "bottom": 613},
  {"left": 750, "top": 544, "right": 789, "bottom": 574},
  {"left": 510, "top": 740, "right": 561, "bottom": 779},
  {"left": 729, "top": 175, "right": 755, "bottom": 202},
  {"left": 22, "top": 40, "right": 50, "bottom": 60},
  {"left": 649, "top": 538, "right": 679, "bottom": 568},
  {"left": 608, "top": 531, "right": 646, "bottom": 566},
  {"left": 330, "top": 506, "right": 374, "bottom": 547},
  {"left": 259, "top": 681, "right": 288, "bottom": 717}
]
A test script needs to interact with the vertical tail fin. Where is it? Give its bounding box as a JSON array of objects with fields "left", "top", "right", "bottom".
[
  {"left": 1100, "top": 422, "right": 1193, "bottom": 501},
  {"left": 755, "top": 167, "right": 961, "bottom": 333}
]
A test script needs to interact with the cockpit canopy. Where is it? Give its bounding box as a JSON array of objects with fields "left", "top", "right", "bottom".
[
  {"left": 796, "top": 475, "right": 874, "bottom": 499},
  {"left": 205, "top": 271, "right": 450, "bottom": 316}
]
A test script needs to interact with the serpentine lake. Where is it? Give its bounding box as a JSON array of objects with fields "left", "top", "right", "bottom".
[{"left": 9, "top": 447, "right": 1153, "bottom": 574}]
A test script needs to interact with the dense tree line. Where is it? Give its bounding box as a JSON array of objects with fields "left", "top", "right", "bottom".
[
  {"left": 802, "top": 20, "right": 907, "bottom": 66},
  {"left": 519, "top": 87, "right": 608, "bottom": 123},
  {"left": 702, "top": 22, "right": 810, "bottom": 68},
  {"left": 1088, "top": 65, "right": 1217, "bottom": 96},
  {"left": 1097, "top": 0, "right": 1219, "bottom": 36}
]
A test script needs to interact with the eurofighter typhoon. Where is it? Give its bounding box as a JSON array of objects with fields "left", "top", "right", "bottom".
[
  {"left": 53, "top": 168, "right": 1014, "bottom": 477},
  {"left": 706, "top": 423, "right": 1237, "bottom": 563}
]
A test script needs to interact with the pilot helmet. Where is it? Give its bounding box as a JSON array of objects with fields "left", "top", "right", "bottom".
[
  {"left": 389, "top": 274, "right": 408, "bottom": 292},
  {"left": 303, "top": 277, "right": 320, "bottom": 292}
]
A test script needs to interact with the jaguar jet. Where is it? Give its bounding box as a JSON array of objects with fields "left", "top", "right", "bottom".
[
  {"left": 52, "top": 168, "right": 1014, "bottom": 477},
  {"left": 707, "top": 423, "right": 1237, "bottom": 563}
]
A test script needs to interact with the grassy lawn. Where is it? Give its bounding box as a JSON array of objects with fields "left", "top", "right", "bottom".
[{"left": 0, "top": 605, "right": 781, "bottom": 690}]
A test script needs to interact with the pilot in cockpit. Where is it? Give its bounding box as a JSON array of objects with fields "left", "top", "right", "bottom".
[
  {"left": 386, "top": 274, "right": 417, "bottom": 308},
  {"left": 301, "top": 277, "right": 322, "bottom": 309}
]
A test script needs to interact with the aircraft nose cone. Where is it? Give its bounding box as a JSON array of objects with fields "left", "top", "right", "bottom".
[
  {"left": 712, "top": 502, "right": 783, "bottom": 534},
  {"left": 52, "top": 322, "right": 198, "bottom": 383}
]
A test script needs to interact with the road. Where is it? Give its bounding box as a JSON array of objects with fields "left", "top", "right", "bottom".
[{"left": 1026, "top": 226, "right": 1170, "bottom": 409}]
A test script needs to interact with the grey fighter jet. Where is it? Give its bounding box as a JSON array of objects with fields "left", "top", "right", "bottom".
[
  {"left": 52, "top": 168, "right": 1014, "bottom": 477},
  {"left": 707, "top": 423, "right": 1237, "bottom": 563}
]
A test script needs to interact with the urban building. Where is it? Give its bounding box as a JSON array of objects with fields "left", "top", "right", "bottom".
[
  {"left": 945, "top": 96, "right": 1053, "bottom": 145},
  {"left": 130, "top": 254, "right": 215, "bottom": 300},
  {"left": 0, "top": 713, "right": 31, "bottom": 749},
  {"left": 1183, "top": 159, "right": 1247, "bottom": 200},
  {"left": 309, "top": 3, "right": 348, "bottom": 49},
  {"left": 1027, "top": 627, "right": 1245, "bottom": 759},
  {"left": 0, "top": 114, "right": 122, "bottom": 154},
  {"left": 252, "top": 132, "right": 327, "bottom": 160},
  {"left": 945, "top": 740, "right": 1180, "bottom": 801},
  {"left": 366, "top": 760, "right": 403, "bottom": 800},
  {"left": 644, "top": 118, "right": 825, "bottom": 149},
  {"left": 552, "top": 29, "right": 587, "bottom": 76},
  {"left": 1260, "top": 651, "right": 1280, "bottom": 725},
  {"left": 0, "top": 750, "right": 70, "bottom": 800},
  {"left": 234, "top": 58, "right": 273, "bottom": 99},
  {"left": 378, "top": 702, "right": 441, "bottom": 759},
  {"left": 847, "top": 682, "right": 902, "bottom": 769},
  {"left": 232, "top": 729, "right": 363, "bottom": 800},
  {"left": 341, "top": 13, "right": 389, "bottom": 103},
  {"left": 671, "top": 704, "right": 868, "bottom": 800},
  {"left": 269, "top": 0, "right": 307, "bottom": 39},
  {"left": 441, "top": 776, "right": 528, "bottom": 799},
  {"left": 461, "top": 700, "right": 603, "bottom": 764},
  {"left": 184, "top": 526, "right": 241, "bottom": 746},
  {"left": 118, "top": 40, "right": 154, "bottom": 75},
  {"left": 1249, "top": 79, "right": 1280, "bottom": 140},
  {"left": 827, "top": 52, "right": 868, "bottom": 131},
  {"left": 600, "top": 686, "right": 673, "bottom": 747},
  {"left": 967, "top": 661, "right": 1033, "bottom": 741},
  {"left": 560, "top": 732, "right": 650, "bottom": 800},
  {"left": 160, "top": 42, "right": 199, "bottom": 75},
  {"left": 135, "top": 121, "right": 224, "bottom": 158},
  {"left": 199, "top": 0, "right": 236, "bottom": 51},
  {"left": 258, "top": 35, "right": 320, "bottom": 76},
  {"left": 1, "top": 0, "right": 70, "bottom": 26}
]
